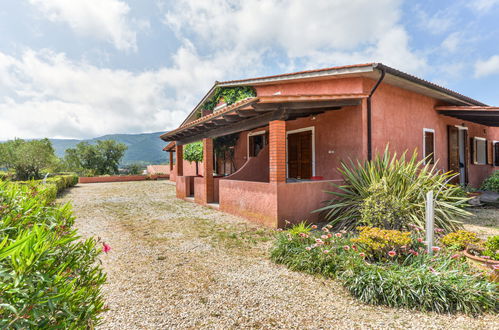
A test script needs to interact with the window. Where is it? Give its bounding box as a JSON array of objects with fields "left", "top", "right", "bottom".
[
  {"left": 248, "top": 131, "right": 267, "bottom": 157},
  {"left": 494, "top": 141, "right": 499, "bottom": 166},
  {"left": 473, "top": 137, "right": 487, "bottom": 165},
  {"left": 423, "top": 129, "right": 435, "bottom": 164}
]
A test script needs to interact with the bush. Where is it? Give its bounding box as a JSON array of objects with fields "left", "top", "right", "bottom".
[
  {"left": 482, "top": 235, "right": 499, "bottom": 260},
  {"left": 0, "top": 181, "right": 106, "bottom": 327},
  {"left": 481, "top": 171, "right": 499, "bottom": 192},
  {"left": 441, "top": 230, "right": 480, "bottom": 250},
  {"left": 350, "top": 226, "right": 412, "bottom": 261},
  {"left": 14, "top": 174, "right": 78, "bottom": 203},
  {"left": 270, "top": 224, "right": 498, "bottom": 315},
  {"left": 315, "top": 147, "right": 470, "bottom": 232}
]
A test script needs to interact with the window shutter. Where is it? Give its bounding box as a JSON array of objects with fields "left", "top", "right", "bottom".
[{"left": 487, "top": 140, "right": 493, "bottom": 165}]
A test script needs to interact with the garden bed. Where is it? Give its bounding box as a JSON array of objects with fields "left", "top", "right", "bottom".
[{"left": 79, "top": 174, "right": 168, "bottom": 183}]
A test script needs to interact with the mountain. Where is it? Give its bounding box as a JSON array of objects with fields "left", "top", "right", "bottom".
[{"left": 50, "top": 132, "right": 169, "bottom": 165}]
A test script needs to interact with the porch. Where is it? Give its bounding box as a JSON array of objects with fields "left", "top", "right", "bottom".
[{"left": 163, "top": 95, "right": 366, "bottom": 228}]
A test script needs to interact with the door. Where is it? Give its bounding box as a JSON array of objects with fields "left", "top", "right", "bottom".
[
  {"left": 448, "top": 126, "right": 468, "bottom": 185},
  {"left": 287, "top": 130, "right": 313, "bottom": 179}
]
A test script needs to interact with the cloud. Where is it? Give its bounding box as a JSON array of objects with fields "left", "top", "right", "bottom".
[
  {"left": 469, "top": 0, "right": 499, "bottom": 12},
  {"left": 474, "top": 55, "right": 499, "bottom": 78},
  {"left": 441, "top": 32, "right": 461, "bottom": 53},
  {"left": 164, "top": 0, "right": 426, "bottom": 73},
  {"left": 29, "top": 0, "right": 140, "bottom": 51}
]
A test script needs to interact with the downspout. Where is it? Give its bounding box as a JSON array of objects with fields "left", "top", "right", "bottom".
[{"left": 367, "top": 66, "right": 386, "bottom": 161}]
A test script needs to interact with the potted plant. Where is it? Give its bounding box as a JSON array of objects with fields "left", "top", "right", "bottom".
[{"left": 463, "top": 235, "right": 499, "bottom": 282}]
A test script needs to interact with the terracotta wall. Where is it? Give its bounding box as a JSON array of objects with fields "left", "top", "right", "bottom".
[
  {"left": 79, "top": 175, "right": 168, "bottom": 183},
  {"left": 255, "top": 77, "right": 365, "bottom": 96},
  {"left": 224, "top": 145, "right": 269, "bottom": 182},
  {"left": 219, "top": 180, "right": 278, "bottom": 227},
  {"left": 370, "top": 79, "right": 499, "bottom": 187}
]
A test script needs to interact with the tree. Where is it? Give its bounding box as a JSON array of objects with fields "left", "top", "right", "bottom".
[
  {"left": 183, "top": 142, "right": 203, "bottom": 176},
  {"left": 0, "top": 139, "right": 58, "bottom": 180},
  {"left": 64, "top": 140, "right": 127, "bottom": 175}
]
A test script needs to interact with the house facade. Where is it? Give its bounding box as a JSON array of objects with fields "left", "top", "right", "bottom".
[{"left": 161, "top": 63, "right": 499, "bottom": 228}]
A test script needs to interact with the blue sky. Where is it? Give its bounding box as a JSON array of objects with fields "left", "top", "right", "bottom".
[{"left": 1, "top": 0, "right": 499, "bottom": 140}]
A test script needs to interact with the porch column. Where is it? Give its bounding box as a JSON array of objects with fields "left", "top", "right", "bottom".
[
  {"left": 175, "top": 144, "right": 183, "bottom": 176},
  {"left": 169, "top": 151, "right": 174, "bottom": 172},
  {"left": 201, "top": 138, "right": 214, "bottom": 203},
  {"left": 269, "top": 120, "right": 286, "bottom": 183}
]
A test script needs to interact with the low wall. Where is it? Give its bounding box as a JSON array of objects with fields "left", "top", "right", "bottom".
[
  {"left": 176, "top": 176, "right": 195, "bottom": 198},
  {"left": 276, "top": 180, "right": 340, "bottom": 227},
  {"left": 224, "top": 145, "right": 269, "bottom": 182},
  {"left": 79, "top": 174, "right": 168, "bottom": 184},
  {"left": 219, "top": 179, "right": 278, "bottom": 227}
]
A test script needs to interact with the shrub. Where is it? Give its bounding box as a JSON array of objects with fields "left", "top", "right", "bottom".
[
  {"left": 315, "top": 147, "right": 470, "bottom": 232},
  {"left": 14, "top": 174, "right": 78, "bottom": 203},
  {"left": 481, "top": 171, "right": 499, "bottom": 192},
  {"left": 0, "top": 181, "right": 106, "bottom": 327},
  {"left": 351, "top": 227, "right": 412, "bottom": 261},
  {"left": 441, "top": 230, "right": 480, "bottom": 250},
  {"left": 270, "top": 223, "right": 498, "bottom": 315},
  {"left": 482, "top": 235, "right": 499, "bottom": 260}
]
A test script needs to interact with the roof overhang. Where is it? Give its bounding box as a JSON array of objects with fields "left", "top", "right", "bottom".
[
  {"left": 436, "top": 106, "right": 499, "bottom": 127},
  {"left": 163, "top": 141, "right": 175, "bottom": 151},
  {"left": 161, "top": 94, "right": 366, "bottom": 145}
]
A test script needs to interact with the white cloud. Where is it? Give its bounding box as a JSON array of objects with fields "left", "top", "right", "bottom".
[
  {"left": 0, "top": 44, "right": 264, "bottom": 140},
  {"left": 441, "top": 32, "right": 461, "bottom": 53},
  {"left": 474, "top": 55, "right": 499, "bottom": 78},
  {"left": 163, "top": 0, "right": 426, "bottom": 73},
  {"left": 469, "top": 0, "right": 499, "bottom": 12},
  {"left": 29, "top": 0, "right": 140, "bottom": 51}
]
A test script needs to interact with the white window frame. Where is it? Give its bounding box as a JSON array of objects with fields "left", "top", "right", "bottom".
[
  {"left": 286, "top": 126, "right": 316, "bottom": 178},
  {"left": 422, "top": 128, "right": 435, "bottom": 165},
  {"left": 247, "top": 130, "right": 266, "bottom": 158},
  {"left": 473, "top": 137, "right": 487, "bottom": 165}
]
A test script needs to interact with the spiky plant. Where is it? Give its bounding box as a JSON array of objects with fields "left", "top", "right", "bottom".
[{"left": 315, "top": 147, "right": 471, "bottom": 232}]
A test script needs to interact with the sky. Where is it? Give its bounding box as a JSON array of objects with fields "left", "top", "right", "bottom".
[{"left": 1, "top": 0, "right": 499, "bottom": 140}]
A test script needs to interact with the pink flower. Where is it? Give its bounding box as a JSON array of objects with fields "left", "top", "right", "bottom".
[
  {"left": 323, "top": 250, "right": 330, "bottom": 254},
  {"left": 322, "top": 227, "right": 330, "bottom": 233},
  {"left": 335, "top": 233, "right": 342, "bottom": 238},
  {"left": 311, "top": 225, "right": 318, "bottom": 229},
  {"left": 431, "top": 246, "right": 441, "bottom": 253},
  {"left": 343, "top": 245, "right": 350, "bottom": 251},
  {"left": 417, "top": 238, "right": 423, "bottom": 243},
  {"left": 409, "top": 249, "right": 419, "bottom": 256},
  {"left": 435, "top": 228, "right": 444, "bottom": 233},
  {"left": 340, "top": 230, "right": 347, "bottom": 234},
  {"left": 482, "top": 256, "right": 491, "bottom": 260},
  {"left": 359, "top": 252, "right": 366, "bottom": 258},
  {"left": 321, "top": 235, "right": 328, "bottom": 240},
  {"left": 400, "top": 245, "right": 407, "bottom": 250},
  {"left": 327, "top": 233, "right": 332, "bottom": 238},
  {"left": 276, "top": 228, "right": 283, "bottom": 232},
  {"left": 428, "top": 266, "right": 436, "bottom": 273},
  {"left": 102, "top": 243, "right": 111, "bottom": 253},
  {"left": 388, "top": 250, "right": 397, "bottom": 257},
  {"left": 305, "top": 246, "right": 312, "bottom": 251},
  {"left": 492, "top": 264, "right": 499, "bottom": 270},
  {"left": 315, "top": 239, "right": 324, "bottom": 245},
  {"left": 451, "top": 254, "right": 460, "bottom": 259},
  {"left": 326, "top": 225, "right": 333, "bottom": 229}
]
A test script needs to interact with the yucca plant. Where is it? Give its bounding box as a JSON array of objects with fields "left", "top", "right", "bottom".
[{"left": 315, "top": 147, "right": 470, "bottom": 232}]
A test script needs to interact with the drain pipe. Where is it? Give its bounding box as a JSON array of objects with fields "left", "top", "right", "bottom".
[{"left": 367, "top": 66, "right": 386, "bottom": 161}]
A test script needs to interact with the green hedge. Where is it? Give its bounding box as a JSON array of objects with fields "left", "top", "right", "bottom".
[
  {"left": 0, "top": 181, "right": 106, "bottom": 327},
  {"left": 481, "top": 171, "right": 499, "bottom": 192},
  {"left": 13, "top": 174, "right": 78, "bottom": 203},
  {"left": 270, "top": 227, "right": 498, "bottom": 315}
]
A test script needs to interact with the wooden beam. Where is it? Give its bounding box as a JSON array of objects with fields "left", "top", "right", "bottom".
[
  {"left": 252, "top": 99, "right": 361, "bottom": 111},
  {"left": 235, "top": 109, "right": 261, "bottom": 117},
  {"left": 222, "top": 114, "right": 241, "bottom": 122},
  {"left": 177, "top": 109, "right": 287, "bottom": 145}
]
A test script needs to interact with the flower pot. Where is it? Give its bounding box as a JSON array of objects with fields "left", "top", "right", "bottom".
[{"left": 463, "top": 248, "right": 499, "bottom": 282}]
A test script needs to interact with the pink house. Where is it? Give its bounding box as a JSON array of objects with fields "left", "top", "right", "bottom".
[{"left": 161, "top": 63, "right": 499, "bottom": 228}]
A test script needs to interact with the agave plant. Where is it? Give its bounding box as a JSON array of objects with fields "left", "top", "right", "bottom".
[{"left": 315, "top": 147, "right": 470, "bottom": 232}]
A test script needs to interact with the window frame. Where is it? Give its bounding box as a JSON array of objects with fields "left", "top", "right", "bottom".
[
  {"left": 247, "top": 130, "right": 266, "bottom": 158},
  {"left": 473, "top": 137, "right": 487, "bottom": 165},
  {"left": 422, "top": 128, "right": 435, "bottom": 165},
  {"left": 493, "top": 140, "right": 499, "bottom": 167},
  {"left": 286, "top": 126, "right": 316, "bottom": 178}
]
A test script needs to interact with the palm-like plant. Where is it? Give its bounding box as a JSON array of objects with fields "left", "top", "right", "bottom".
[{"left": 315, "top": 148, "right": 471, "bottom": 232}]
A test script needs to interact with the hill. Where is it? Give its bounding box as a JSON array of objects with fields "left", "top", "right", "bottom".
[{"left": 50, "top": 132, "right": 169, "bottom": 165}]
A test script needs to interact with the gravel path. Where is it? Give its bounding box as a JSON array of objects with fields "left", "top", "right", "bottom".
[{"left": 60, "top": 181, "right": 498, "bottom": 329}]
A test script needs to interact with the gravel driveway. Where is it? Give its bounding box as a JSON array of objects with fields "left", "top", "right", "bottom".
[{"left": 60, "top": 181, "right": 497, "bottom": 329}]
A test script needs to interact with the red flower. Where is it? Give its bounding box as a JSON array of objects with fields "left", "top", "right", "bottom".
[
  {"left": 335, "top": 233, "right": 342, "bottom": 238},
  {"left": 359, "top": 252, "right": 366, "bottom": 258},
  {"left": 311, "top": 225, "right": 318, "bottom": 229},
  {"left": 388, "top": 250, "right": 396, "bottom": 257},
  {"left": 351, "top": 245, "right": 358, "bottom": 251},
  {"left": 327, "top": 233, "right": 332, "bottom": 238},
  {"left": 102, "top": 243, "right": 111, "bottom": 253},
  {"left": 417, "top": 238, "right": 423, "bottom": 243}
]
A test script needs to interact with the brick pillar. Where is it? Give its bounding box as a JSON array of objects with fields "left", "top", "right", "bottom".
[
  {"left": 169, "top": 151, "right": 174, "bottom": 171},
  {"left": 202, "top": 138, "right": 214, "bottom": 203},
  {"left": 269, "top": 120, "right": 286, "bottom": 183},
  {"left": 175, "top": 144, "right": 183, "bottom": 176}
]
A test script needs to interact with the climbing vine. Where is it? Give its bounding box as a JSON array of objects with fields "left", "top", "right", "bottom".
[{"left": 202, "top": 86, "right": 256, "bottom": 112}]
